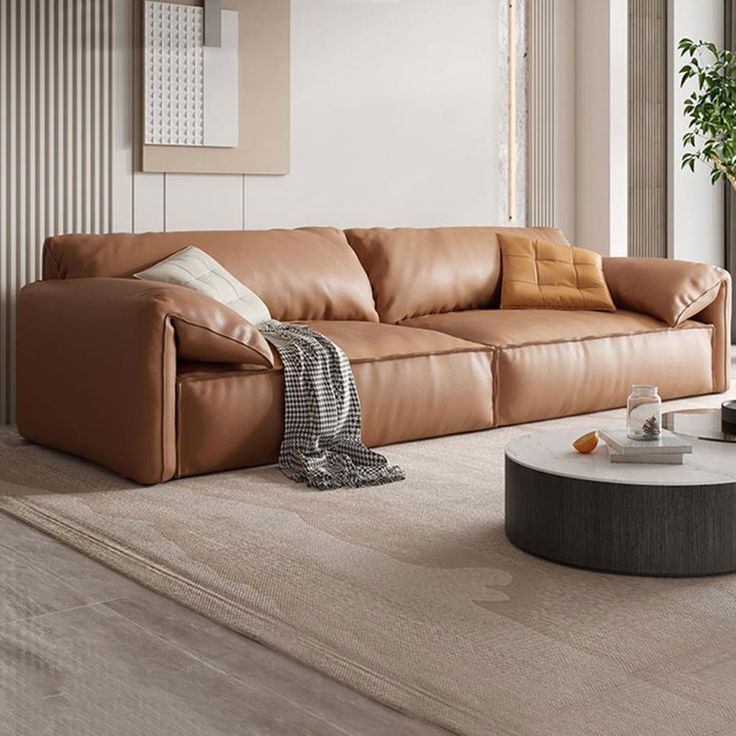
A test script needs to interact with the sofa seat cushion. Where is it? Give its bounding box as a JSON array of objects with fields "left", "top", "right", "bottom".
[
  {"left": 402, "top": 309, "right": 715, "bottom": 425},
  {"left": 300, "top": 320, "right": 489, "bottom": 362},
  {"left": 401, "top": 308, "right": 678, "bottom": 347},
  {"left": 175, "top": 322, "right": 494, "bottom": 477}
]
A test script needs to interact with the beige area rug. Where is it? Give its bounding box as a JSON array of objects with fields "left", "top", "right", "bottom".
[{"left": 2, "top": 393, "right": 736, "bottom": 736}]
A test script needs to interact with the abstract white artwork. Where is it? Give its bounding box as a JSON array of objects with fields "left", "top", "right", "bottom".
[{"left": 144, "top": 1, "right": 239, "bottom": 148}]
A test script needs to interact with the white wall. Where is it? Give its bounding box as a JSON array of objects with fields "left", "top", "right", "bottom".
[
  {"left": 668, "top": 0, "right": 725, "bottom": 265},
  {"left": 529, "top": 0, "right": 628, "bottom": 254},
  {"left": 127, "top": 0, "right": 501, "bottom": 233},
  {"left": 574, "top": 0, "right": 628, "bottom": 257}
]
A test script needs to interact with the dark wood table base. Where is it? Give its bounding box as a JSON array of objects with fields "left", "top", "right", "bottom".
[{"left": 505, "top": 457, "right": 736, "bottom": 577}]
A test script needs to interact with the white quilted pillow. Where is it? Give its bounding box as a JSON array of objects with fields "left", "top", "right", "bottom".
[{"left": 135, "top": 246, "right": 272, "bottom": 325}]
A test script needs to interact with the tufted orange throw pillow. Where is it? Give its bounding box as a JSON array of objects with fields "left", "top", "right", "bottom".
[{"left": 498, "top": 234, "right": 616, "bottom": 311}]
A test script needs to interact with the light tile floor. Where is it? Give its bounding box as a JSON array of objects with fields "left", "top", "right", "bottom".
[{"left": 0, "top": 512, "right": 451, "bottom": 736}]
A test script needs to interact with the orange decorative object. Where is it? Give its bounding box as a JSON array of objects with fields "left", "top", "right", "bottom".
[
  {"left": 573, "top": 430, "right": 598, "bottom": 454},
  {"left": 498, "top": 234, "right": 616, "bottom": 312}
]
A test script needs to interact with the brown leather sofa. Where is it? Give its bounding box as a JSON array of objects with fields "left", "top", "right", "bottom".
[{"left": 17, "top": 226, "right": 731, "bottom": 484}]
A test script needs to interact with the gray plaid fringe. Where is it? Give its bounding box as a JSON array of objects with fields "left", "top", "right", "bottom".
[{"left": 259, "top": 320, "right": 406, "bottom": 491}]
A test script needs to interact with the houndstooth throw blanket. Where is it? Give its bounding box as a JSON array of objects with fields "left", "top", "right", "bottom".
[{"left": 258, "top": 320, "right": 406, "bottom": 491}]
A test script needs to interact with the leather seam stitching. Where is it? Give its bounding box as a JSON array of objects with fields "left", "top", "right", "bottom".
[
  {"left": 172, "top": 315, "right": 274, "bottom": 366},
  {"left": 176, "top": 346, "right": 496, "bottom": 383},
  {"left": 533, "top": 240, "right": 544, "bottom": 308},
  {"left": 491, "top": 349, "right": 499, "bottom": 428},
  {"left": 44, "top": 241, "right": 62, "bottom": 279},
  {"left": 399, "top": 301, "right": 498, "bottom": 322},
  {"left": 572, "top": 254, "right": 582, "bottom": 308},
  {"left": 493, "top": 323, "right": 711, "bottom": 351},
  {"left": 350, "top": 347, "right": 493, "bottom": 364},
  {"left": 713, "top": 281, "right": 733, "bottom": 391},
  {"left": 160, "top": 317, "right": 171, "bottom": 483},
  {"left": 672, "top": 279, "right": 724, "bottom": 325},
  {"left": 718, "top": 281, "right": 727, "bottom": 390},
  {"left": 710, "top": 312, "right": 717, "bottom": 392},
  {"left": 175, "top": 382, "right": 182, "bottom": 479},
  {"left": 178, "top": 371, "right": 279, "bottom": 383}
]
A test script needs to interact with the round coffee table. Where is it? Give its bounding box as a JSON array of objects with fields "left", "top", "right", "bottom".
[
  {"left": 504, "top": 430, "right": 736, "bottom": 577},
  {"left": 662, "top": 408, "right": 736, "bottom": 443}
]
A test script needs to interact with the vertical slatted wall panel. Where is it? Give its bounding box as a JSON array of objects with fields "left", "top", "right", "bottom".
[
  {"left": 0, "top": 0, "right": 113, "bottom": 424},
  {"left": 628, "top": 0, "right": 668, "bottom": 257},
  {"left": 527, "top": 0, "right": 555, "bottom": 227}
]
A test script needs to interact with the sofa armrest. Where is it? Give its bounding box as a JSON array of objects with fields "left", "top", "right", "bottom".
[
  {"left": 17, "top": 278, "right": 273, "bottom": 483},
  {"left": 602, "top": 257, "right": 729, "bottom": 326},
  {"left": 603, "top": 257, "right": 731, "bottom": 391}
]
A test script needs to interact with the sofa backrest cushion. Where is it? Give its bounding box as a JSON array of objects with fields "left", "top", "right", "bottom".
[
  {"left": 43, "top": 227, "right": 379, "bottom": 322},
  {"left": 344, "top": 226, "right": 569, "bottom": 323}
]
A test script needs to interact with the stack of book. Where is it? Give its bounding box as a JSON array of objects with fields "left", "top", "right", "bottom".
[{"left": 598, "top": 429, "right": 693, "bottom": 465}]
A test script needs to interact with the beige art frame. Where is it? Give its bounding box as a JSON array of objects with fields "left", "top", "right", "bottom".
[{"left": 134, "top": 0, "right": 290, "bottom": 175}]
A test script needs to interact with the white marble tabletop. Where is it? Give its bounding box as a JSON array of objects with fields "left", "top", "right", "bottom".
[{"left": 505, "top": 429, "right": 736, "bottom": 487}]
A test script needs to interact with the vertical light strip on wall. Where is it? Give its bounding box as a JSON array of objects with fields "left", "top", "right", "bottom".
[
  {"left": 628, "top": 0, "right": 667, "bottom": 257},
  {"left": 527, "top": 0, "right": 555, "bottom": 227},
  {"left": 0, "top": 0, "right": 114, "bottom": 424},
  {"left": 508, "top": 0, "right": 516, "bottom": 221},
  {"left": 726, "top": 0, "right": 736, "bottom": 341},
  {"left": 500, "top": 0, "right": 527, "bottom": 226}
]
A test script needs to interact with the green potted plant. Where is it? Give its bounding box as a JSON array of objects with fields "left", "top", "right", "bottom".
[
  {"left": 680, "top": 37, "right": 736, "bottom": 341},
  {"left": 678, "top": 38, "right": 736, "bottom": 189}
]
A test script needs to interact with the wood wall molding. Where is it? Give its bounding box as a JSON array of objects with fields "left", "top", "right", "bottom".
[
  {"left": 0, "top": 0, "right": 115, "bottom": 424},
  {"left": 526, "top": 0, "right": 575, "bottom": 239},
  {"left": 527, "top": 0, "right": 554, "bottom": 228},
  {"left": 628, "top": 0, "right": 668, "bottom": 258}
]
